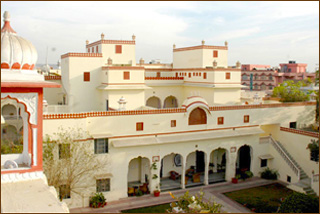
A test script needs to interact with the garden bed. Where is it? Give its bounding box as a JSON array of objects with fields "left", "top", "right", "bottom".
[{"left": 223, "top": 183, "right": 293, "bottom": 213}]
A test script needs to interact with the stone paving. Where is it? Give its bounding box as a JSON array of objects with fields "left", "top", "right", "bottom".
[{"left": 70, "top": 177, "right": 278, "bottom": 213}]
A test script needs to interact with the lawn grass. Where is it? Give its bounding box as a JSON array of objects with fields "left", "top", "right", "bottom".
[
  {"left": 121, "top": 203, "right": 171, "bottom": 213},
  {"left": 224, "top": 183, "right": 293, "bottom": 213}
]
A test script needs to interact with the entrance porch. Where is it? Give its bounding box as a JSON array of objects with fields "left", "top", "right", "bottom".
[{"left": 160, "top": 172, "right": 226, "bottom": 191}]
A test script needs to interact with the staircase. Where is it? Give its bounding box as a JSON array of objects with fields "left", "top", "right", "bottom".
[{"left": 269, "top": 137, "right": 318, "bottom": 197}]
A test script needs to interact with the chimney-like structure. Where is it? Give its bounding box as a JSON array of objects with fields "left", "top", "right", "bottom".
[
  {"left": 213, "top": 60, "right": 217, "bottom": 68},
  {"left": 139, "top": 58, "right": 144, "bottom": 65},
  {"left": 108, "top": 58, "right": 112, "bottom": 65}
]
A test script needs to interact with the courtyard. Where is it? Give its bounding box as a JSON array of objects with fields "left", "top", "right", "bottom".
[{"left": 70, "top": 177, "right": 280, "bottom": 213}]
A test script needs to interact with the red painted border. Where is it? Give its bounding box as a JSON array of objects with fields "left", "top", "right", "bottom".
[
  {"left": 280, "top": 127, "right": 319, "bottom": 138},
  {"left": 43, "top": 102, "right": 316, "bottom": 120}
]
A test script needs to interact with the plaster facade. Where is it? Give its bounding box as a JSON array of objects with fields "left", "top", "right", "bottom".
[{"left": 39, "top": 31, "right": 319, "bottom": 209}]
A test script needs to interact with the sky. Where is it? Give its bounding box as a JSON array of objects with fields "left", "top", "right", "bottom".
[{"left": 1, "top": 1, "right": 319, "bottom": 72}]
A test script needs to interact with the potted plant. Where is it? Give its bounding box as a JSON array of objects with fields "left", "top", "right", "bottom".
[
  {"left": 89, "top": 192, "right": 107, "bottom": 208},
  {"left": 232, "top": 174, "right": 241, "bottom": 184},
  {"left": 154, "top": 185, "right": 160, "bottom": 197}
]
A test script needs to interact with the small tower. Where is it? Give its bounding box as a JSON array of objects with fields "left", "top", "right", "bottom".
[
  {"left": 132, "top": 34, "right": 136, "bottom": 41},
  {"left": 201, "top": 40, "right": 205, "bottom": 45},
  {"left": 225, "top": 41, "right": 228, "bottom": 47},
  {"left": 118, "top": 96, "right": 127, "bottom": 111},
  {"left": 236, "top": 61, "right": 241, "bottom": 69},
  {"left": 107, "top": 57, "right": 113, "bottom": 65},
  {"left": 101, "top": 33, "right": 105, "bottom": 40},
  {"left": 86, "top": 40, "right": 89, "bottom": 45},
  {"left": 173, "top": 44, "right": 176, "bottom": 49},
  {"left": 213, "top": 60, "right": 217, "bottom": 68},
  {"left": 139, "top": 58, "right": 144, "bottom": 65}
]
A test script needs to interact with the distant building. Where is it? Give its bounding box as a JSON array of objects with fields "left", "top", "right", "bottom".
[{"left": 241, "top": 61, "right": 316, "bottom": 91}]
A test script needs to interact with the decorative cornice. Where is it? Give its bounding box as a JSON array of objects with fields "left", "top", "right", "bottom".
[
  {"left": 102, "top": 66, "right": 144, "bottom": 70},
  {"left": 61, "top": 53, "right": 102, "bottom": 59},
  {"left": 145, "top": 77, "right": 184, "bottom": 80},
  {"left": 44, "top": 76, "right": 61, "bottom": 80},
  {"left": 280, "top": 127, "right": 319, "bottom": 138},
  {"left": 43, "top": 102, "right": 316, "bottom": 120},
  {"left": 209, "top": 102, "right": 315, "bottom": 111},
  {"left": 86, "top": 39, "right": 135, "bottom": 48},
  {"left": 173, "top": 45, "right": 228, "bottom": 52}
]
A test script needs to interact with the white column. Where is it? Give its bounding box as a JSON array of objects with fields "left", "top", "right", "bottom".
[
  {"left": 204, "top": 152, "right": 209, "bottom": 185},
  {"left": 213, "top": 151, "right": 218, "bottom": 172},
  {"left": 225, "top": 152, "right": 236, "bottom": 181},
  {"left": 32, "top": 128, "right": 37, "bottom": 166},
  {"left": 181, "top": 156, "right": 186, "bottom": 189},
  {"left": 140, "top": 158, "right": 146, "bottom": 183}
]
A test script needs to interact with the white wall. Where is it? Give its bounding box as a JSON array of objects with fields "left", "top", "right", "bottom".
[
  {"left": 203, "top": 49, "right": 228, "bottom": 68},
  {"left": 101, "top": 43, "right": 136, "bottom": 66},
  {"left": 173, "top": 49, "right": 203, "bottom": 69}
]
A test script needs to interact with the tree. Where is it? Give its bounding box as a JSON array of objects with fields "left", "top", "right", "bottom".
[
  {"left": 168, "top": 190, "right": 222, "bottom": 213},
  {"left": 278, "top": 192, "right": 319, "bottom": 213},
  {"left": 43, "top": 126, "right": 108, "bottom": 200},
  {"left": 272, "top": 80, "right": 310, "bottom": 102}
]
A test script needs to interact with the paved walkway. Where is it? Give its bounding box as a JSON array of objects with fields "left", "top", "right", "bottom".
[{"left": 70, "top": 178, "right": 278, "bottom": 213}]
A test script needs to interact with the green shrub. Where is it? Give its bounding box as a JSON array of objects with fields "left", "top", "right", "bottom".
[
  {"left": 136, "top": 189, "right": 143, "bottom": 197},
  {"left": 307, "top": 139, "right": 319, "bottom": 162},
  {"left": 89, "top": 192, "right": 106, "bottom": 208},
  {"left": 260, "top": 167, "right": 279, "bottom": 180},
  {"left": 278, "top": 192, "right": 319, "bottom": 213}
]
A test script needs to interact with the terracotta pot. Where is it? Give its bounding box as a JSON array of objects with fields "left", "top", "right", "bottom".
[
  {"left": 232, "top": 178, "right": 238, "bottom": 184},
  {"left": 154, "top": 191, "right": 160, "bottom": 197}
]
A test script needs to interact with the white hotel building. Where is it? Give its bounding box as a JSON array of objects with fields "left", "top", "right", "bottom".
[{"left": 1, "top": 12, "right": 318, "bottom": 209}]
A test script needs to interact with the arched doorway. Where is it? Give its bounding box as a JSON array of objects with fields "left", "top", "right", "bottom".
[
  {"left": 160, "top": 153, "right": 183, "bottom": 191},
  {"left": 163, "top": 96, "right": 178, "bottom": 108},
  {"left": 127, "top": 156, "right": 151, "bottom": 196},
  {"left": 188, "top": 107, "right": 207, "bottom": 125},
  {"left": 209, "top": 148, "right": 227, "bottom": 184},
  {"left": 185, "top": 151, "right": 206, "bottom": 188},
  {"left": 146, "top": 96, "right": 161, "bottom": 109},
  {"left": 236, "top": 145, "right": 252, "bottom": 175}
]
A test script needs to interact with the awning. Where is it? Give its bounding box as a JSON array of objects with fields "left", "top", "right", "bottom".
[
  {"left": 112, "top": 126, "right": 264, "bottom": 148},
  {"left": 94, "top": 173, "right": 113, "bottom": 179},
  {"left": 91, "top": 133, "right": 113, "bottom": 139},
  {"left": 258, "top": 154, "right": 274, "bottom": 159}
]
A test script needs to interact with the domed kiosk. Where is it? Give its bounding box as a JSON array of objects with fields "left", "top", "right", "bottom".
[{"left": 1, "top": 11, "right": 67, "bottom": 213}]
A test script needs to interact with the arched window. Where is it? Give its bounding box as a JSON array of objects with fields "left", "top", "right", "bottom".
[
  {"left": 242, "top": 74, "right": 248, "bottom": 80},
  {"left": 146, "top": 96, "right": 161, "bottom": 109},
  {"left": 163, "top": 96, "right": 178, "bottom": 108},
  {"left": 1, "top": 99, "right": 31, "bottom": 169},
  {"left": 188, "top": 107, "right": 207, "bottom": 125}
]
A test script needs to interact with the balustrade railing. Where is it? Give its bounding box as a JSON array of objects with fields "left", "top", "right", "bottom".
[
  {"left": 269, "top": 136, "right": 300, "bottom": 180},
  {"left": 44, "top": 105, "right": 69, "bottom": 114}
]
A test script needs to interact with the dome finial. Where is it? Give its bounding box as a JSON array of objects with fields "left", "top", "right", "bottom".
[
  {"left": 1, "top": 11, "right": 16, "bottom": 34},
  {"left": 4, "top": 11, "right": 10, "bottom": 22}
]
